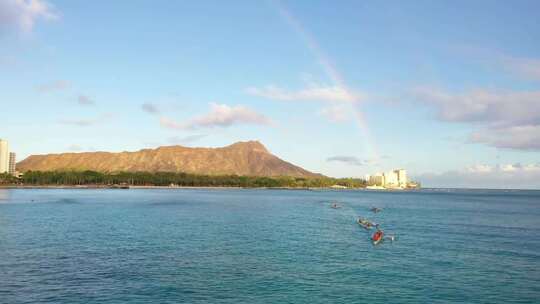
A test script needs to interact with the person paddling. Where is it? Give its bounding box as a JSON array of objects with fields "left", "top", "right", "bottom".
[{"left": 372, "top": 228, "right": 384, "bottom": 245}]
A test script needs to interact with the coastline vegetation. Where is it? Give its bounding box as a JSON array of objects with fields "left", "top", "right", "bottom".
[
  {"left": 1, "top": 171, "right": 367, "bottom": 189},
  {"left": 0, "top": 173, "right": 19, "bottom": 185}
]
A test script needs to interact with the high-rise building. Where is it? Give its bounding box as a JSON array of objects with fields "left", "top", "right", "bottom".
[
  {"left": 369, "top": 173, "right": 385, "bottom": 186},
  {"left": 367, "top": 168, "right": 409, "bottom": 188},
  {"left": 9, "top": 152, "right": 16, "bottom": 175},
  {"left": 395, "top": 169, "right": 407, "bottom": 187},
  {"left": 0, "top": 139, "right": 9, "bottom": 174},
  {"left": 384, "top": 170, "right": 399, "bottom": 186}
]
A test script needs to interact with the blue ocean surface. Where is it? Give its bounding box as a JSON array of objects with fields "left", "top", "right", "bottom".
[{"left": 0, "top": 188, "right": 539, "bottom": 303}]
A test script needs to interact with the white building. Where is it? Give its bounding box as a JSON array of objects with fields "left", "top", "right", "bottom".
[
  {"left": 367, "top": 168, "right": 409, "bottom": 188},
  {"left": 369, "top": 173, "right": 385, "bottom": 186},
  {"left": 0, "top": 139, "right": 9, "bottom": 174},
  {"left": 396, "top": 169, "right": 407, "bottom": 187},
  {"left": 384, "top": 170, "right": 399, "bottom": 187}
]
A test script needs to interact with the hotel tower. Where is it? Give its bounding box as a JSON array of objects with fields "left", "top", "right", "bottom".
[{"left": 0, "top": 139, "right": 8, "bottom": 174}]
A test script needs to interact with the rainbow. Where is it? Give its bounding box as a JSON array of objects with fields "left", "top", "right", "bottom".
[{"left": 271, "top": 0, "right": 380, "bottom": 163}]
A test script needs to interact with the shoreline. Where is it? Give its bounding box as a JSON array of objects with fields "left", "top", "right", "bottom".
[
  {"left": 0, "top": 185, "right": 369, "bottom": 190},
  {"left": 4, "top": 185, "right": 535, "bottom": 191},
  {"left": 0, "top": 185, "right": 426, "bottom": 191}
]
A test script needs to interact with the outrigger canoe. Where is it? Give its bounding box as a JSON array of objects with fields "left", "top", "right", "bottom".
[
  {"left": 372, "top": 230, "right": 384, "bottom": 245},
  {"left": 357, "top": 218, "right": 374, "bottom": 230}
]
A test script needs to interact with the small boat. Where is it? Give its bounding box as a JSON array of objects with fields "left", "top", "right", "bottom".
[
  {"left": 357, "top": 218, "right": 374, "bottom": 230},
  {"left": 331, "top": 202, "right": 340, "bottom": 209},
  {"left": 370, "top": 207, "right": 382, "bottom": 213},
  {"left": 372, "top": 230, "right": 384, "bottom": 245}
]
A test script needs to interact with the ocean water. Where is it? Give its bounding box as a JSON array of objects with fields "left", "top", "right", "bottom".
[{"left": 0, "top": 188, "right": 539, "bottom": 304}]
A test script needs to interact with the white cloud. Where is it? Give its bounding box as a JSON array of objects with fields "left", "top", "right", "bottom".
[
  {"left": 469, "top": 125, "right": 540, "bottom": 151},
  {"left": 327, "top": 156, "right": 364, "bottom": 166},
  {"left": 466, "top": 164, "right": 493, "bottom": 173},
  {"left": 77, "top": 95, "right": 94, "bottom": 105},
  {"left": 500, "top": 55, "right": 540, "bottom": 81},
  {"left": 246, "top": 83, "right": 365, "bottom": 123},
  {"left": 141, "top": 103, "right": 160, "bottom": 114},
  {"left": 246, "top": 84, "right": 362, "bottom": 103},
  {"left": 0, "top": 0, "right": 58, "bottom": 33},
  {"left": 326, "top": 156, "right": 379, "bottom": 166},
  {"left": 417, "top": 163, "right": 540, "bottom": 189},
  {"left": 500, "top": 164, "right": 518, "bottom": 172},
  {"left": 160, "top": 103, "right": 271, "bottom": 130},
  {"left": 413, "top": 87, "right": 540, "bottom": 125},
  {"left": 413, "top": 87, "right": 540, "bottom": 151},
  {"left": 36, "top": 80, "right": 71, "bottom": 92}
]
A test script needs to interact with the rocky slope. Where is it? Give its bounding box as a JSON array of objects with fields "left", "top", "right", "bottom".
[{"left": 17, "top": 141, "right": 320, "bottom": 178}]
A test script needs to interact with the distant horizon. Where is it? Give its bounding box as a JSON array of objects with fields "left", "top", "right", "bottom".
[{"left": 4, "top": 137, "right": 540, "bottom": 190}]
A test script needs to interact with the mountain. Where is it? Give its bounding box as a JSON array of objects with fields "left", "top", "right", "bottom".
[{"left": 17, "top": 141, "right": 321, "bottom": 178}]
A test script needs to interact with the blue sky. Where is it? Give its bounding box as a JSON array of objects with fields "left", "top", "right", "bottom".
[{"left": 1, "top": 0, "right": 539, "bottom": 188}]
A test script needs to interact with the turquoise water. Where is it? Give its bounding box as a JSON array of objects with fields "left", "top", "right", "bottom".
[{"left": 1, "top": 188, "right": 539, "bottom": 303}]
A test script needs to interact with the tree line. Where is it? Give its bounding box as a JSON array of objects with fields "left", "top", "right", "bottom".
[{"left": 1, "top": 171, "right": 367, "bottom": 188}]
